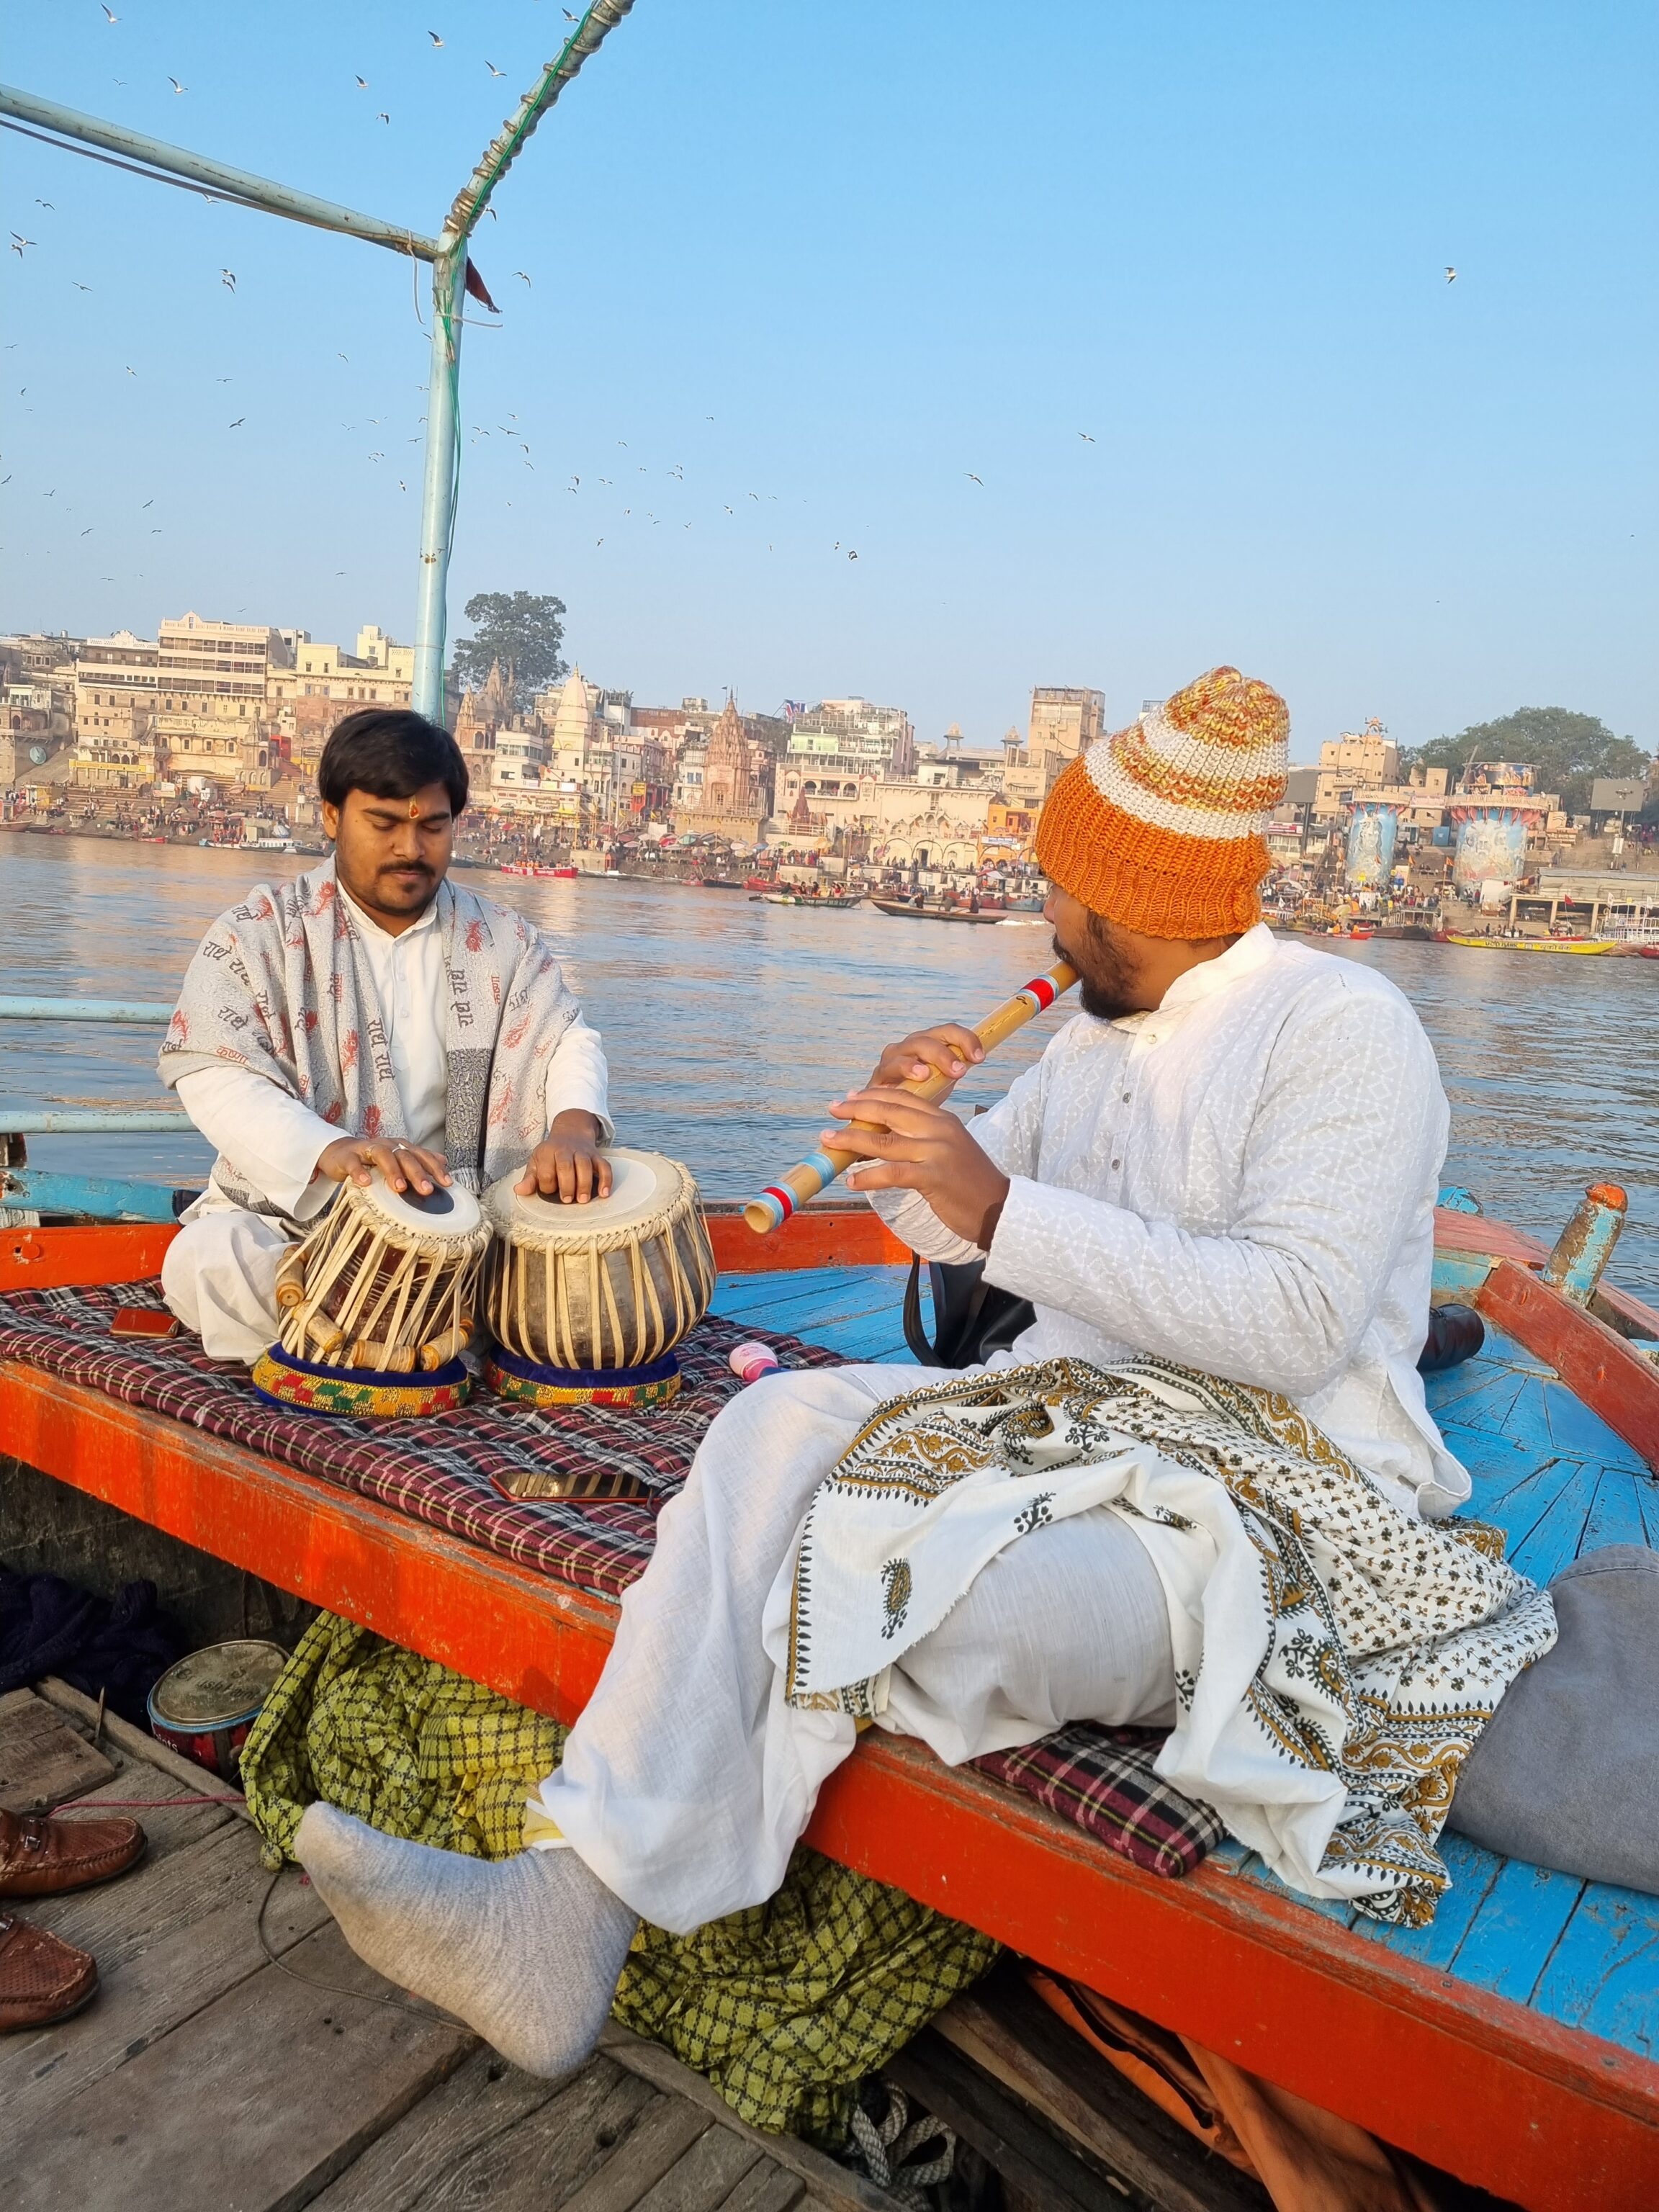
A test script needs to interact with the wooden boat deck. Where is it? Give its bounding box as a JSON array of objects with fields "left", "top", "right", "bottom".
[
  {"left": 4, "top": 1214, "right": 1659, "bottom": 2204},
  {"left": 1, "top": 1685, "right": 873, "bottom": 2212}
]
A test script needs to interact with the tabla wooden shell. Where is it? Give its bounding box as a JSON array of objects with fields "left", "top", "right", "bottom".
[
  {"left": 481, "top": 1149, "right": 715, "bottom": 1374},
  {"left": 274, "top": 1171, "right": 491, "bottom": 1372}
]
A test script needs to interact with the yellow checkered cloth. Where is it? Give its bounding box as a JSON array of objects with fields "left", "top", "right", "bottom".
[{"left": 240, "top": 1613, "right": 997, "bottom": 2144}]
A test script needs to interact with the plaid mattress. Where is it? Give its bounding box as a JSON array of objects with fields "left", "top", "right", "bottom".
[
  {"left": 0, "top": 1279, "right": 1221, "bottom": 1880},
  {"left": 972, "top": 1724, "right": 1226, "bottom": 1879}
]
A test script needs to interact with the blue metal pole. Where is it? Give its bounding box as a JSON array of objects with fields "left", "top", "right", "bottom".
[
  {"left": 0, "top": 997, "right": 173, "bottom": 1023},
  {"left": 2, "top": 1111, "right": 185, "bottom": 1133},
  {"left": 0, "top": 83, "right": 439, "bottom": 259},
  {"left": 411, "top": 240, "right": 466, "bottom": 724}
]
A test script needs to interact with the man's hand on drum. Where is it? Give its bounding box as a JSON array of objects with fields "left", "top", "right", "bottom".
[
  {"left": 315, "top": 1136, "right": 451, "bottom": 1197},
  {"left": 823, "top": 1083, "right": 1010, "bottom": 1252},
  {"left": 518, "top": 1110, "right": 613, "bottom": 1205}
]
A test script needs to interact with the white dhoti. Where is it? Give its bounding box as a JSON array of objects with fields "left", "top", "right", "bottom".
[
  {"left": 161, "top": 1200, "right": 289, "bottom": 1363},
  {"left": 530, "top": 1364, "right": 1177, "bottom": 1933}
]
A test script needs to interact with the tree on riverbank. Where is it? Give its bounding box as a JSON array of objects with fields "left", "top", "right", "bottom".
[
  {"left": 451, "top": 592, "right": 568, "bottom": 712},
  {"left": 1403, "top": 709, "right": 1650, "bottom": 815}
]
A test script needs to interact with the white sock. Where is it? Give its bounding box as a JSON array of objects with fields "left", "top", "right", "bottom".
[{"left": 295, "top": 1802, "right": 637, "bottom": 2078}]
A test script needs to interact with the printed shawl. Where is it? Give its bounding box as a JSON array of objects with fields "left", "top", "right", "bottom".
[
  {"left": 158, "top": 858, "right": 579, "bottom": 1218},
  {"left": 779, "top": 1356, "right": 1557, "bottom": 1927}
]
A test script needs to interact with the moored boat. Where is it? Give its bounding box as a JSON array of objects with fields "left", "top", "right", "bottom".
[
  {"left": 871, "top": 897, "right": 1007, "bottom": 924},
  {"left": 1444, "top": 932, "right": 1618, "bottom": 954}
]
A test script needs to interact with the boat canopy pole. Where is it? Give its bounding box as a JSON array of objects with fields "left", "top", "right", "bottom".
[
  {"left": 0, "top": 0, "right": 637, "bottom": 725},
  {"left": 0, "top": 85, "right": 442, "bottom": 258}
]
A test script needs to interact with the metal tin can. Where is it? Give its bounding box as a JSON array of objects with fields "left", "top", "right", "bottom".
[{"left": 145, "top": 1638, "right": 289, "bottom": 1782}]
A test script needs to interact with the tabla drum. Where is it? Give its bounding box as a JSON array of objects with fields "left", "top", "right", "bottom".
[
  {"left": 481, "top": 1148, "right": 716, "bottom": 1409},
  {"left": 146, "top": 1638, "right": 289, "bottom": 1783},
  {"left": 250, "top": 1169, "right": 492, "bottom": 1418}
]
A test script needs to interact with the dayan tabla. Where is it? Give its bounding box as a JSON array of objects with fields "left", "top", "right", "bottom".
[
  {"left": 251, "top": 1171, "right": 491, "bottom": 1419},
  {"left": 480, "top": 1148, "right": 715, "bottom": 1412}
]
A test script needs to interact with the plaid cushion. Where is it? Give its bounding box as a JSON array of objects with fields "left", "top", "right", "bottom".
[
  {"left": 971, "top": 1724, "right": 1225, "bottom": 1880},
  {"left": 0, "top": 1280, "right": 1220, "bottom": 1879},
  {"left": 0, "top": 1280, "right": 839, "bottom": 1601}
]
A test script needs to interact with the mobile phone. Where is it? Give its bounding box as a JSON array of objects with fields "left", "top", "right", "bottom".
[{"left": 111, "top": 1306, "right": 181, "bottom": 1340}]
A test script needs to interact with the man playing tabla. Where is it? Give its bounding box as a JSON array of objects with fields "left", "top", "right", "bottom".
[{"left": 160, "top": 709, "right": 613, "bottom": 1361}]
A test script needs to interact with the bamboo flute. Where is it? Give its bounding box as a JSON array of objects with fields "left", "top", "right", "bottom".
[{"left": 743, "top": 960, "right": 1079, "bottom": 1235}]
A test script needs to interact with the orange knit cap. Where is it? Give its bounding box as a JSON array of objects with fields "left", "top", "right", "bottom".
[{"left": 1034, "top": 665, "right": 1290, "bottom": 939}]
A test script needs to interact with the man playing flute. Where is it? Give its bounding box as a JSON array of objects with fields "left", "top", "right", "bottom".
[
  {"left": 159, "top": 709, "right": 613, "bottom": 1361},
  {"left": 297, "top": 667, "right": 1558, "bottom": 2074}
]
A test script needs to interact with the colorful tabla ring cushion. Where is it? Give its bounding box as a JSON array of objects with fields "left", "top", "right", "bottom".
[
  {"left": 146, "top": 1637, "right": 289, "bottom": 1783},
  {"left": 251, "top": 1341, "right": 472, "bottom": 1419},
  {"left": 480, "top": 1149, "right": 716, "bottom": 1410},
  {"left": 263, "top": 1166, "right": 491, "bottom": 1414},
  {"left": 484, "top": 1343, "right": 684, "bottom": 1411}
]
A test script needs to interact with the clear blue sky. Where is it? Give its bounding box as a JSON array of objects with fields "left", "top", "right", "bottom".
[{"left": 3, "top": 1, "right": 1654, "bottom": 759}]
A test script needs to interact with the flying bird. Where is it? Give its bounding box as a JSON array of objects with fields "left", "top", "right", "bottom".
[
  {"left": 966, "top": 472, "right": 983, "bottom": 485},
  {"left": 101, "top": 4, "right": 118, "bottom": 19},
  {"left": 513, "top": 270, "right": 531, "bottom": 285},
  {"left": 564, "top": 9, "right": 578, "bottom": 20},
  {"left": 228, "top": 416, "right": 245, "bottom": 428},
  {"left": 35, "top": 199, "right": 54, "bottom": 211},
  {"left": 1444, "top": 266, "right": 1457, "bottom": 282},
  {"left": 848, "top": 549, "right": 858, "bottom": 560},
  {"left": 168, "top": 77, "right": 186, "bottom": 94},
  {"left": 355, "top": 75, "right": 367, "bottom": 89},
  {"left": 485, "top": 60, "right": 505, "bottom": 77},
  {"left": 220, "top": 269, "right": 235, "bottom": 291},
  {"left": 81, "top": 527, "right": 92, "bottom": 536},
  {"left": 141, "top": 499, "right": 153, "bottom": 508},
  {"left": 125, "top": 364, "right": 137, "bottom": 375},
  {"left": 73, "top": 282, "right": 92, "bottom": 291},
  {"left": 10, "top": 235, "right": 34, "bottom": 256},
  {"left": 337, "top": 352, "right": 349, "bottom": 361},
  {"left": 377, "top": 112, "right": 390, "bottom": 125},
  {"left": 427, "top": 30, "right": 443, "bottom": 47},
  {"left": 1078, "top": 431, "right": 1095, "bottom": 442}
]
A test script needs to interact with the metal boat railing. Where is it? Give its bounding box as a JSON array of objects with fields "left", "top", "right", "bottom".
[{"left": 0, "top": 998, "right": 194, "bottom": 1224}]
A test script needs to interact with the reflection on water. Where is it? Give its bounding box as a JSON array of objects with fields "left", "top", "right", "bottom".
[{"left": 3, "top": 837, "right": 1655, "bottom": 1295}]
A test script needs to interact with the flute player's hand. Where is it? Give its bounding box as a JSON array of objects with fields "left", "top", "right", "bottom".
[
  {"left": 866, "top": 1023, "right": 985, "bottom": 1094},
  {"left": 823, "top": 1087, "right": 1010, "bottom": 1251}
]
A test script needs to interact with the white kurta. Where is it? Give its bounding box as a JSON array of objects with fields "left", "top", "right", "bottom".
[
  {"left": 873, "top": 924, "right": 1465, "bottom": 1521},
  {"left": 529, "top": 922, "right": 1465, "bottom": 1930},
  {"left": 163, "top": 884, "right": 611, "bottom": 1359}
]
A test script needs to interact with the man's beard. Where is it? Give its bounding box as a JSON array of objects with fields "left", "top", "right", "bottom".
[{"left": 1053, "top": 917, "right": 1141, "bottom": 1021}]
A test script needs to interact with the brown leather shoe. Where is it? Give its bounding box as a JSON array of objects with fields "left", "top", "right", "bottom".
[
  {"left": 0, "top": 1913, "right": 99, "bottom": 2031},
  {"left": 0, "top": 1806, "right": 146, "bottom": 1898}
]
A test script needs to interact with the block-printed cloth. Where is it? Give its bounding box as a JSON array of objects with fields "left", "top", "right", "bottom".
[
  {"left": 784, "top": 1356, "right": 1556, "bottom": 1925},
  {"left": 0, "top": 1280, "right": 1225, "bottom": 1881},
  {"left": 158, "top": 855, "right": 580, "bottom": 1215}
]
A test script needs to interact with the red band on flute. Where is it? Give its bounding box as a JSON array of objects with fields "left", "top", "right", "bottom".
[
  {"left": 763, "top": 1185, "right": 797, "bottom": 1220},
  {"left": 1022, "top": 974, "right": 1058, "bottom": 1010}
]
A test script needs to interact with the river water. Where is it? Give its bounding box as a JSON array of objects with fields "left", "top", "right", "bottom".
[{"left": 4, "top": 836, "right": 1656, "bottom": 1297}]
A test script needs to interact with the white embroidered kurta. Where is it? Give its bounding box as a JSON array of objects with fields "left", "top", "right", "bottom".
[
  {"left": 530, "top": 923, "right": 1471, "bottom": 1930},
  {"left": 164, "top": 884, "right": 611, "bottom": 1358},
  {"left": 871, "top": 924, "right": 1466, "bottom": 1521}
]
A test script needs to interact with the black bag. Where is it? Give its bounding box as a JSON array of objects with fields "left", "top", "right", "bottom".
[
  {"left": 902, "top": 1253, "right": 1035, "bottom": 1369},
  {"left": 902, "top": 1259, "right": 1484, "bottom": 1378}
]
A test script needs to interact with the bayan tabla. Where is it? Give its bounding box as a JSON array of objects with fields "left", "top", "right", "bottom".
[
  {"left": 481, "top": 1148, "right": 716, "bottom": 1410},
  {"left": 251, "top": 1169, "right": 492, "bottom": 1418}
]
